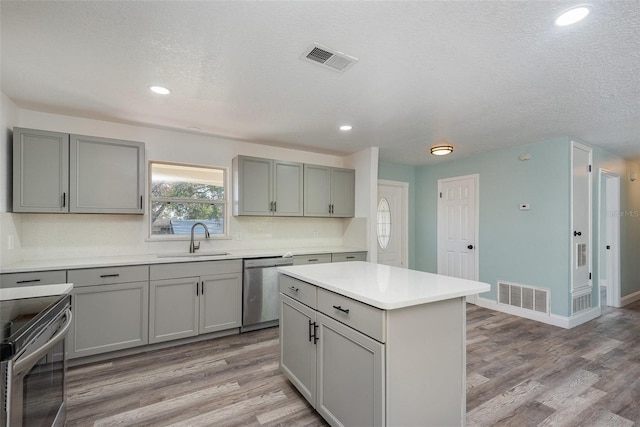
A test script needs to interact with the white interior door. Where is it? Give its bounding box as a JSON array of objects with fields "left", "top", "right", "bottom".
[
  {"left": 377, "top": 180, "right": 408, "bottom": 268},
  {"left": 599, "top": 169, "right": 620, "bottom": 307},
  {"left": 571, "top": 142, "right": 592, "bottom": 294},
  {"left": 437, "top": 175, "right": 478, "bottom": 281}
]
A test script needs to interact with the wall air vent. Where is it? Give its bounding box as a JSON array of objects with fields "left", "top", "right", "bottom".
[
  {"left": 498, "top": 281, "right": 549, "bottom": 315},
  {"left": 572, "top": 292, "right": 592, "bottom": 314},
  {"left": 302, "top": 43, "right": 358, "bottom": 72}
]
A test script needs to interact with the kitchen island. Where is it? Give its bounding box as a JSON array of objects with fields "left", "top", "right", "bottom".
[{"left": 277, "top": 261, "right": 490, "bottom": 427}]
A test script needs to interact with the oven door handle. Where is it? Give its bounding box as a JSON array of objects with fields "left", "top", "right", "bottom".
[{"left": 13, "top": 308, "right": 72, "bottom": 376}]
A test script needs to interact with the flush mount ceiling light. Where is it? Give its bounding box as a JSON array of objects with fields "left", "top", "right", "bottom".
[
  {"left": 339, "top": 125, "right": 353, "bottom": 131},
  {"left": 555, "top": 6, "right": 590, "bottom": 26},
  {"left": 430, "top": 145, "right": 454, "bottom": 156},
  {"left": 149, "top": 85, "right": 171, "bottom": 95}
]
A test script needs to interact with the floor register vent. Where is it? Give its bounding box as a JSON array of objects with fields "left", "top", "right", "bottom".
[
  {"left": 498, "top": 281, "right": 549, "bottom": 315},
  {"left": 302, "top": 43, "right": 358, "bottom": 72}
]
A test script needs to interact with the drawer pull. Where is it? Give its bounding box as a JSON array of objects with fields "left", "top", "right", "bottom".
[
  {"left": 16, "top": 279, "right": 41, "bottom": 284},
  {"left": 346, "top": 256, "right": 355, "bottom": 259},
  {"left": 99, "top": 274, "right": 120, "bottom": 278},
  {"left": 332, "top": 305, "right": 350, "bottom": 314},
  {"left": 308, "top": 259, "right": 319, "bottom": 262},
  {"left": 288, "top": 286, "right": 299, "bottom": 292}
]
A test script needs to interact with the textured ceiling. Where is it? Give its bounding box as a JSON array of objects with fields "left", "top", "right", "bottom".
[{"left": 1, "top": 1, "right": 639, "bottom": 165}]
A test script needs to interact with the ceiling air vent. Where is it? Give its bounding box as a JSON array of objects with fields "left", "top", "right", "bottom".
[{"left": 302, "top": 43, "right": 358, "bottom": 72}]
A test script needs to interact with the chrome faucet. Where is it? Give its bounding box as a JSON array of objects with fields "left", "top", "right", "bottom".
[{"left": 189, "top": 222, "right": 210, "bottom": 253}]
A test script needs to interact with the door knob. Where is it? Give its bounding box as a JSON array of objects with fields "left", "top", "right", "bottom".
[
  {"left": 573, "top": 231, "right": 582, "bottom": 237},
  {"left": 467, "top": 245, "right": 474, "bottom": 250},
  {"left": 606, "top": 245, "right": 611, "bottom": 250}
]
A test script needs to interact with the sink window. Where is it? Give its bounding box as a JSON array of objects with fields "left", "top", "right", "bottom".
[{"left": 149, "top": 161, "right": 227, "bottom": 237}]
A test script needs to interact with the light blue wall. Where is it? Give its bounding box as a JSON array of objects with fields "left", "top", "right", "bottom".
[
  {"left": 378, "top": 161, "right": 416, "bottom": 269},
  {"left": 383, "top": 139, "right": 639, "bottom": 317},
  {"left": 415, "top": 138, "right": 572, "bottom": 316}
]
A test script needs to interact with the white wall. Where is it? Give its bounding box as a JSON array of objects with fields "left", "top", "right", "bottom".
[
  {"left": 345, "top": 147, "right": 379, "bottom": 262},
  {"left": 1, "top": 103, "right": 370, "bottom": 264},
  {"left": 0, "top": 93, "right": 22, "bottom": 266}
]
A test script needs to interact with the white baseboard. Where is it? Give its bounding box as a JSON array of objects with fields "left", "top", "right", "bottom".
[
  {"left": 621, "top": 290, "right": 640, "bottom": 306},
  {"left": 474, "top": 296, "right": 601, "bottom": 329}
]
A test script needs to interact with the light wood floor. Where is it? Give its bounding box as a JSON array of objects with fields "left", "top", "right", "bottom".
[{"left": 67, "top": 301, "right": 640, "bottom": 426}]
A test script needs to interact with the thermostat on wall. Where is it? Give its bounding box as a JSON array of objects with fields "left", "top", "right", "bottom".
[{"left": 519, "top": 203, "right": 531, "bottom": 210}]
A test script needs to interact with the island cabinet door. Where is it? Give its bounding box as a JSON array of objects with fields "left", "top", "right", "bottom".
[
  {"left": 279, "top": 294, "right": 317, "bottom": 406},
  {"left": 315, "top": 312, "right": 384, "bottom": 427}
]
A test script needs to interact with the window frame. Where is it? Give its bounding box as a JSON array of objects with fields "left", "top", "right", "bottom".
[{"left": 147, "top": 160, "right": 229, "bottom": 240}]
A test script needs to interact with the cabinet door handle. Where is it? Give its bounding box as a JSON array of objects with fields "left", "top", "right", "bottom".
[
  {"left": 313, "top": 322, "right": 319, "bottom": 344},
  {"left": 288, "top": 286, "right": 299, "bottom": 293},
  {"left": 99, "top": 274, "right": 120, "bottom": 278},
  {"left": 332, "top": 305, "right": 350, "bottom": 314},
  {"left": 62, "top": 192, "right": 66, "bottom": 208},
  {"left": 201, "top": 282, "right": 204, "bottom": 295},
  {"left": 273, "top": 201, "right": 277, "bottom": 212},
  {"left": 308, "top": 319, "right": 313, "bottom": 342},
  {"left": 196, "top": 281, "right": 199, "bottom": 296},
  {"left": 140, "top": 196, "right": 143, "bottom": 209},
  {"left": 17, "top": 279, "right": 41, "bottom": 284},
  {"left": 328, "top": 204, "right": 332, "bottom": 214}
]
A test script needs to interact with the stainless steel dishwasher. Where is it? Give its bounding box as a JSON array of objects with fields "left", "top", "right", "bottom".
[{"left": 242, "top": 256, "right": 293, "bottom": 331}]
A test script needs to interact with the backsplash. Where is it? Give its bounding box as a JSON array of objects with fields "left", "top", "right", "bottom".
[{"left": 6, "top": 213, "right": 358, "bottom": 263}]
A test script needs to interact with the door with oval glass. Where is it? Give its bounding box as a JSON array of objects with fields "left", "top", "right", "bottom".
[{"left": 377, "top": 180, "right": 408, "bottom": 268}]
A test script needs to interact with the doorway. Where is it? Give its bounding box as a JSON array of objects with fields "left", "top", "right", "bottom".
[
  {"left": 437, "top": 174, "right": 479, "bottom": 282},
  {"left": 598, "top": 169, "right": 621, "bottom": 307},
  {"left": 377, "top": 180, "right": 408, "bottom": 268}
]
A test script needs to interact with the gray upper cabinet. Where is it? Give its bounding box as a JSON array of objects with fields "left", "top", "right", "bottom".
[
  {"left": 70, "top": 134, "right": 145, "bottom": 214},
  {"left": 12, "top": 127, "right": 145, "bottom": 214},
  {"left": 13, "top": 128, "right": 69, "bottom": 213},
  {"left": 233, "top": 155, "right": 303, "bottom": 216},
  {"left": 304, "top": 165, "right": 355, "bottom": 217}
]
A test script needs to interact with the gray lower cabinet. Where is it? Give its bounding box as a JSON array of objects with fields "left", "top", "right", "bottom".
[
  {"left": 68, "top": 280, "right": 149, "bottom": 359},
  {"left": 149, "top": 260, "right": 242, "bottom": 344},
  {"left": 316, "top": 312, "right": 384, "bottom": 427},
  {"left": 67, "top": 266, "right": 149, "bottom": 359},
  {"left": 0, "top": 270, "right": 66, "bottom": 288},
  {"left": 293, "top": 251, "right": 366, "bottom": 266},
  {"left": 330, "top": 252, "right": 367, "bottom": 263},
  {"left": 12, "top": 127, "right": 145, "bottom": 214},
  {"left": 279, "top": 277, "right": 384, "bottom": 427}
]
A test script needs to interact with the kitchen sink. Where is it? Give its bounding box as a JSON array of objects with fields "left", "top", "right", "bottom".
[{"left": 156, "top": 252, "right": 231, "bottom": 258}]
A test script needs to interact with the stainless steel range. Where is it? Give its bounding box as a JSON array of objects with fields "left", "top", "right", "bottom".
[{"left": 1, "top": 292, "right": 72, "bottom": 427}]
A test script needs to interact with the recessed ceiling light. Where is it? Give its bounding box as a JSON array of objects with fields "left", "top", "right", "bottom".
[
  {"left": 430, "top": 145, "right": 454, "bottom": 156},
  {"left": 339, "top": 125, "right": 353, "bottom": 131},
  {"left": 149, "top": 85, "right": 171, "bottom": 95},
  {"left": 555, "top": 6, "right": 590, "bottom": 27}
]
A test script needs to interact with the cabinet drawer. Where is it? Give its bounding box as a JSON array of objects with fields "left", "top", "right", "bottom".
[
  {"left": 331, "top": 252, "right": 367, "bottom": 263},
  {"left": 279, "top": 275, "right": 317, "bottom": 309},
  {"left": 68, "top": 265, "right": 148, "bottom": 287},
  {"left": 293, "top": 254, "right": 332, "bottom": 265},
  {"left": 317, "top": 288, "right": 385, "bottom": 342},
  {"left": 1, "top": 270, "right": 67, "bottom": 288}
]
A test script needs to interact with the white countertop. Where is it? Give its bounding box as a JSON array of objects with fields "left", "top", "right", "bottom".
[
  {"left": 278, "top": 261, "right": 491, "bottom": 310},
  {"left": 0, "top": 283, "right": 73, "bottom": 300},
  {"left": 0, "top": 246, "right": 366, "bottom": 273}
]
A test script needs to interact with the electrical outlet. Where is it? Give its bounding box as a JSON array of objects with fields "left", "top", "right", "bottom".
[
  {"left": 235, "top": 232, "right": 242, "bottom": 240},
  {"left": 7, "top": 235, "right": 14, "bottom": 250},
  {"left": 313, "top": 231, "right": 318, "bottom": 239}
]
